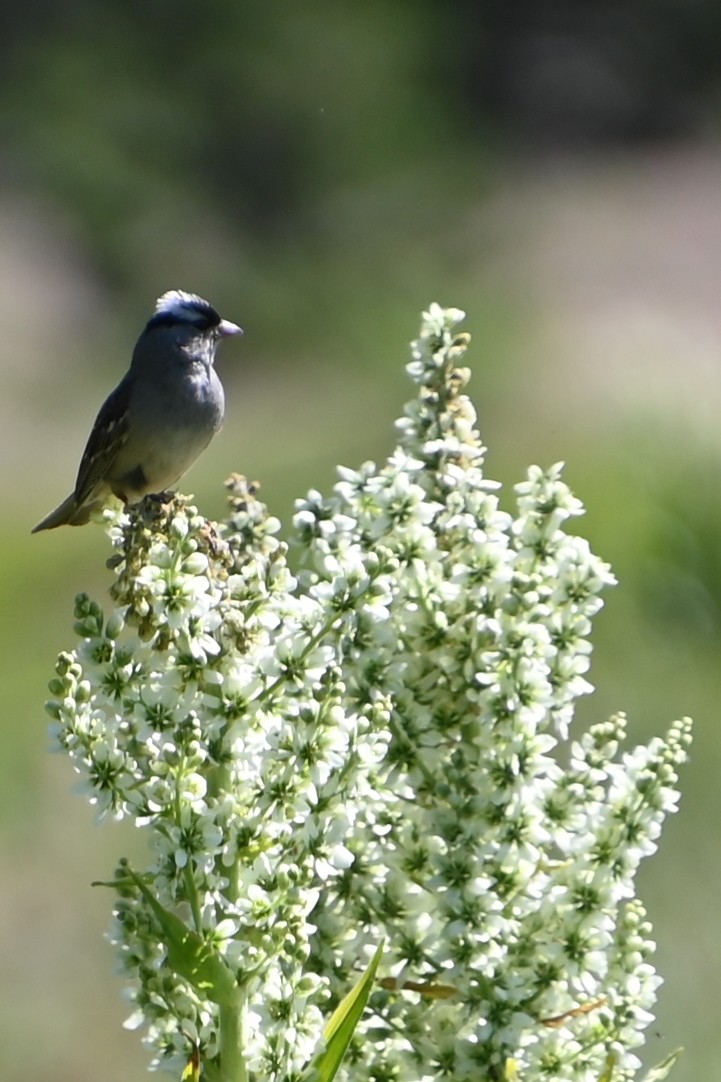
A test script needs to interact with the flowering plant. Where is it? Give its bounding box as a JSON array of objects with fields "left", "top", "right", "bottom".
[{"left": 47, "top": 305, "right": 690, "bottom": 1082}]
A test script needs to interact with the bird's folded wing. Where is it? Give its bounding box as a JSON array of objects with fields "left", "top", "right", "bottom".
[{"left": 74, "top": 375, "right": 135, "bottom": 505}]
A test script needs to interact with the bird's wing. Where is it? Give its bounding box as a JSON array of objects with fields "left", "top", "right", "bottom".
[{"left": 74, "top": 375, "right": 135, "bottom": 505}]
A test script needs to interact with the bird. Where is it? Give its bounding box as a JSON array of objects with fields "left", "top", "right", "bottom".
[{"left": 32, "top": 289, "right": 242, "bottom": 533}]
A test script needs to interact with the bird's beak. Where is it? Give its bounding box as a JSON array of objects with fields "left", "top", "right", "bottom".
[{"left": 218, "top": 319, "right": 243, "bottom": 337}]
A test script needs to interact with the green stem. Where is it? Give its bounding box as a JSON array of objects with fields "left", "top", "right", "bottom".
[
  {"left": 184, "top": 861, "right": 203, "bottom": 934},
  {"left": 217, "top": 992, "right": 248, "bottom": 1082},
  {"left": 206, "top": 718, "right": 245, "bottom": 1082}
]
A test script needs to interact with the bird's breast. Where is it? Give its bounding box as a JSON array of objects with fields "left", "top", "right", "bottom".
[{"left": 109, "top": 368, "right": 225, "bottom": 497}]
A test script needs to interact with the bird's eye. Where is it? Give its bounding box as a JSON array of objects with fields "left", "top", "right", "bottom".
[{"left": 188, "top": 306, "right": 221, "bottom": 331}]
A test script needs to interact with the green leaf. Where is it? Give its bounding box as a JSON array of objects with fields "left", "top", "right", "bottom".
[
  {"left": 639, "top": 1048, "right": 684, "bottom": 1082},
  {"left": 125, "top": 869, "right": 240, "bottom": 1007},
  {"left": 304, "top": 941, "right": 384, "bottom": 1082},
  {"left": 597, "top": 1052, "right": 618, "bottom": 1082},
  {"left": 180, "top": 1046, "right": 201, "bottom": 1082}
]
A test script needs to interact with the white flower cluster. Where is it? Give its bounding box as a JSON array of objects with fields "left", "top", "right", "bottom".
[
  {"left": 294, "top": 306, "right": 691, "bottom": 1081},
  {"left": 49, "top": 484, "right": 393, "bottom": 1078},
  {"left": 48, "top": 304, "right": 690, "bottom": 1082}
]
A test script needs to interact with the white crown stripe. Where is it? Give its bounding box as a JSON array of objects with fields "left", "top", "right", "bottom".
[{"left": 153, "top": 290, "right": 217, "bottom": 321}]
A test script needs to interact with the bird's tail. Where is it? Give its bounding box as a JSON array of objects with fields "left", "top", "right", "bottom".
[{"left": 31, "top": 494, "right": 90, "bottom": 533}]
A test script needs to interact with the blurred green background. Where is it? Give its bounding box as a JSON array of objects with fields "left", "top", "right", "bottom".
[{"left": 2, "top": 3, "right": 720, "bottom": 1079}]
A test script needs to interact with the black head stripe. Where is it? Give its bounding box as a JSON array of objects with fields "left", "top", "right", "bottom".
[
  {"left": 146, "top": 295, "right": 222, "bottom": 334},
  {"left": 145, "top": 310, "right": 220, "bottom": 333}
]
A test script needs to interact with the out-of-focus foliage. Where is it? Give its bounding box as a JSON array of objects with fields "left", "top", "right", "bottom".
[
  {"left": 2, "top": 2, "right": 467, "bottom": 292},
  {"left": 4, "top": 1, "right": 721, "bottom": 290}
]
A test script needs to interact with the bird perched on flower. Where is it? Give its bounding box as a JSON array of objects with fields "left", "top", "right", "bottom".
[{"left": 32, "top": 290, "right": 242, "bottom": 533}]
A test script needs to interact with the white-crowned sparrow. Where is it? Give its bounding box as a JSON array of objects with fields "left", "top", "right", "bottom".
[{"left": 32, "top": 289, "right": 242, "bottom": 533}]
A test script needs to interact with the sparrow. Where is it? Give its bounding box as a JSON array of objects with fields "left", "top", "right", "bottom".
[{"left": 32, "top": 289, "right": 242, "bottom": 533}]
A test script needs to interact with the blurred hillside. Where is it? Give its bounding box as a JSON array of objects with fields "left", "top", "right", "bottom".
[{"left": 2, "top": 4, "right": 721, "bottom": 1081}]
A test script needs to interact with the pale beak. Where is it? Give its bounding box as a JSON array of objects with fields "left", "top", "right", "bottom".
[{"left": 218, "top": 318, "right": 243, "bottom": 337}]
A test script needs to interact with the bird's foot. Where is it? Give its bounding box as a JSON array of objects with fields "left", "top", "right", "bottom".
[
  {"left": 149, "top": 490, "right": 176, "bottom": 506},
  {"left": 132, "top": 490, "right": 184, "bottom": 530}
]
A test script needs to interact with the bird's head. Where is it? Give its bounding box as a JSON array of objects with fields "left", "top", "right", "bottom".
[
  {"left": 138, "top": 290, "right": 242, "bottom": 370},
  {"left": 150, "top": 290, "right": 242, "bottom": 337}
]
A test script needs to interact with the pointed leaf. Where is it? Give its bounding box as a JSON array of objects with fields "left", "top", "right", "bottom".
[
  {"left": 597, "top": 1051, "right": 618, "bottom": 1082},
  {"left": 127, "top": 869, "right": 240, "bottom": 1007},
  {"left": 305, "top": 942, "right": 384, "bottom": 1082},
  {"left": 181, "top": 1046, "right": 201, "bottom": 1082},
  {"left": 639, "top": 1048, "right": 683, "bottom": 1082}
]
